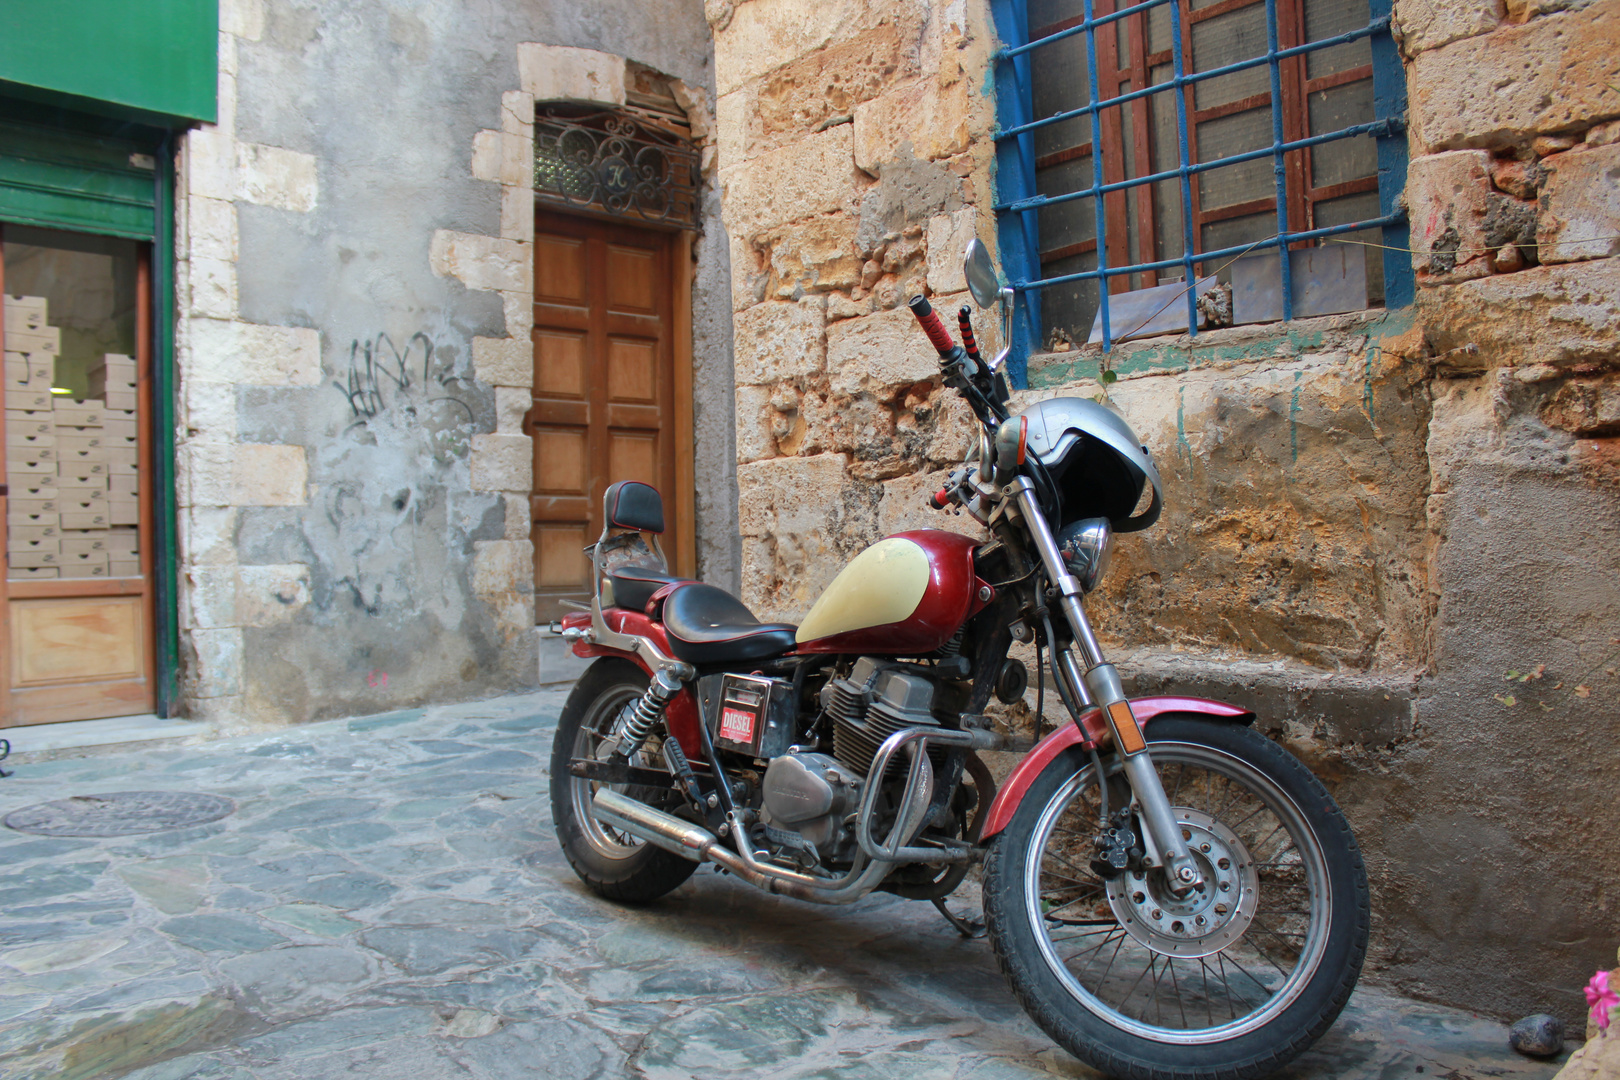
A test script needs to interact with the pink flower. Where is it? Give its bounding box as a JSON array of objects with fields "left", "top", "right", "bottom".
[{"left": 1588, "top": 970, "right": 1619, "bottom": 1033}]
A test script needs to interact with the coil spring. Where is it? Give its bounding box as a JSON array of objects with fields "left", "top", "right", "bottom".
[{"left": 614, "top": 670, "right": 683, "bottom": 761}]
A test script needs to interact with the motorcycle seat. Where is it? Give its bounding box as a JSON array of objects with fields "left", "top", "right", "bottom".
[
  {"left": 660, "top": 582, "right": 798, "bottom": 665},
  {"left": 608, "top": 565, "right": 687, "bottom": 612}
]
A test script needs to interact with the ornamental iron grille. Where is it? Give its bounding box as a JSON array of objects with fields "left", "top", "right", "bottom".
[{"left": 534, "top": 106, "right": 699, "bottom": 229}]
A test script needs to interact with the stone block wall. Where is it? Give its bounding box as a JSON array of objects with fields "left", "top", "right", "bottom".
[
  {"left": 1374, "top": 0, "right": 1620, "bottom": 1023},
  {"left": 709, "top": 0, "right": 998, "bottom": 619},
  {"left": 175, "top": 0, "right": 729, "bottom": 728},
  {"left": 711, "top": 0, "right": 1620, "bottom": 1025}
]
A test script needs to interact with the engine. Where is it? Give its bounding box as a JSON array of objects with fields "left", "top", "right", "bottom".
[
  {"left": 822, "top": 657, "right": 942, "bottom": 777},
  {"left": 759, "top": 752, "right": 862, "bottom": 857},
  {"left": 758, "top": 657, "right": 945, "bottom": 863}
]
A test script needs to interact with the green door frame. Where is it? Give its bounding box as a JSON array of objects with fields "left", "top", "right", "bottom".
[
  {"left": 151, "top": 135, "right": 181, "bottom": 717},
  {"left": 0, "top": 101, "right": 183, "bottom": 716}
]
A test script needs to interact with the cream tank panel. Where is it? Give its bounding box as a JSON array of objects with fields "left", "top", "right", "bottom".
[{"left": 794, "top": 538, "right": 932, "bottom": 644}]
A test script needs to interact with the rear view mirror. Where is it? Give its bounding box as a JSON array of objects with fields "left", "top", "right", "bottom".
[
  {"left": 963, "top": 237, "right": 1017, "bottom": 373},
  {"left": 964, "top": 238, "right": 1000, "bottom": 309}
]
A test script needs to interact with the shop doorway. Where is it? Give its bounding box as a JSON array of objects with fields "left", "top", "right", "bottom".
[{"left": 0, "top": 224, "right": 156, "bottom": 726}]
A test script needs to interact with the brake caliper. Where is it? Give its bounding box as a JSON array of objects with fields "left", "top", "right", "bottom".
[{"left": 1090, "top": 806, "right": 1144, "bottom": 879}]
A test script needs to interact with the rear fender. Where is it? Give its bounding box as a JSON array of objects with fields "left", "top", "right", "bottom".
[
  {"left": 979, "top": 697, "right": 1255, "bottom": 841},
  {"left": 559, "top": 609, "right": 703, "bottom": 759}
]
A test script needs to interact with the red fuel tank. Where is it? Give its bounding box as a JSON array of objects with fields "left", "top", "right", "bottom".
[{"left": 792, "top": 530, "right": 991, "bottom": 655}]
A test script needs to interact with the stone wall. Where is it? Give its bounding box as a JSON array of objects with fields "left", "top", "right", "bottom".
[
  {"left": 175, "top": 0, "right": 732, "bottom": 727},
  {"left": 711, "top": 0, "right": 1620, "bottom": 1025},
  {"left": 709, "top": 0, "right": 998, "bottom": 619}
]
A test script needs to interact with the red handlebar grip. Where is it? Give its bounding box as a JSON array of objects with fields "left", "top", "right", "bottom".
[
  {"left": 929, "top": 488, "right": 951, "bottom": 510},
  {"left": 957, "top": 307, "right": 981, "bottom": 360},
  {"left": 908, "top": 295, "right": 956, "bottom": 356}
]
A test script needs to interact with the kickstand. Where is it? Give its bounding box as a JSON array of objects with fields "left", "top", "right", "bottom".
[{"left": 932, "top": 898, "right": 986, "bottom": 938}]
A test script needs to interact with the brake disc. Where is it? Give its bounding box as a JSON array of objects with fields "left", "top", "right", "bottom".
[{"left": 1103, "top": 807, "right": 1259, "bottom": 958}]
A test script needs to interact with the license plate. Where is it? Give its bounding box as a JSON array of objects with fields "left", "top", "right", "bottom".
[{"left": 719, "top": 706, "right": 756, "bottom": 744}]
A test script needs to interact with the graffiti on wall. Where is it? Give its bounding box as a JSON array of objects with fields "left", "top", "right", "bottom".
[{"left": 336, "top": 331, "right": 477, "bottom": 426}]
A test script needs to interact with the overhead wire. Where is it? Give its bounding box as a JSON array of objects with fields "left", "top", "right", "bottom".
[{"left": 1323, "top": 234, "right": 1620, "bottom": 255}]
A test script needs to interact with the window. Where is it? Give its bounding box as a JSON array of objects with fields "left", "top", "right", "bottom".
[{"left": 991, "top": 0, "right": 1409, "bottom": 353}]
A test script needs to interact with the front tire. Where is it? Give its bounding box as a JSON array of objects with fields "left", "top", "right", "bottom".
[
  {"left": 549, "top": 658, "right": 698, "bottom": 903},
  {"left": 983, "top": 718, "right": 1368, "bottom": 1080}
]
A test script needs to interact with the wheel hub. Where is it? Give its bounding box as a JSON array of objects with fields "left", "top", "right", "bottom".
[{"left": 1104, "top": 807, "right": 1258, "bottom": 958}]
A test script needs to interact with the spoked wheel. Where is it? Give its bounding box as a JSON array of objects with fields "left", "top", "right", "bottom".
[
  {"left": 548, "top": 657, "right": 697, "bottom": 902},
  {"left": 983, "top": 718, "right": 1368, "bottom": 1080}
]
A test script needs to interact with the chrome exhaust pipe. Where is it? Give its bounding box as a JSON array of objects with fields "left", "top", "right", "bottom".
[
  {"left": 591, "top": 789, "right": 889, "bottom": 904},
  {"left": 593, "top": 787, "right": 726, "bottom": 862}
]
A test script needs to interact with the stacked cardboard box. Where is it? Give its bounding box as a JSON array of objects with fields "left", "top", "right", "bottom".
[
  {"left": 6, "top": 296, "right": 62, "bottom": 580},
  {"left": 4, "top": 296, "right": 141, "bottom": 580}
]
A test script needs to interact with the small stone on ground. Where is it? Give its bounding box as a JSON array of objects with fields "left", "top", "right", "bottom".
[{"left": 1511, "top": 1014, "right": 1567, "bottom": 1057}]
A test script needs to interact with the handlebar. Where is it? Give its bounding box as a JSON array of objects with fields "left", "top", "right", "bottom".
[
  {"left": 907, "top": 295, "right": 957, "bottom": 357},
  {"left": 909, "top": 293, "right": 1011, "bottom": 431}
]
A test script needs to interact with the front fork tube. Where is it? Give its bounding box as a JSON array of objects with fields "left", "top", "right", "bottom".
[{"left": 1013, "top": 480, "right": 1204, "bottom": 894}]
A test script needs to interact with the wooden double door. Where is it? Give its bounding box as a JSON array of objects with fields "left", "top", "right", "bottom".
[{"left": 528, "top": 212, "right": 692, "bottom": 621}]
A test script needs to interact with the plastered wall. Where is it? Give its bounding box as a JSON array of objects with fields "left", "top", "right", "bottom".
[
  {"left": 710, "top": 0, "right": 1620, "bottom": 1025},
  {"left": 174, "top": 0, "right": 735, "bottom": 727}
]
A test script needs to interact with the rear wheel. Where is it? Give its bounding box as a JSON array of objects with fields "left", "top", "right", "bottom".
[
  {"left": 549, "top": 658, "right": 697, "bottom": 903},
  {"left": 983, "top": 718, "right": 1368, "bottom": 1080}
]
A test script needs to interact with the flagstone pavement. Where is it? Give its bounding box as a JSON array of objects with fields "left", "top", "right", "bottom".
[{"left": 0, "top": 691, "right": 1575, "bottom": 1080}]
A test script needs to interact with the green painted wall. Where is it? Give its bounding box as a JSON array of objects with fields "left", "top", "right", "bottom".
[{"left": 0, "top": 0, "right": 217, "bottom": 125}]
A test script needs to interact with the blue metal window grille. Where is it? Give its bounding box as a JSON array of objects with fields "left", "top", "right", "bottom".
[{"left": 989, "top": 0, "right": 1411, "bottom": 375}]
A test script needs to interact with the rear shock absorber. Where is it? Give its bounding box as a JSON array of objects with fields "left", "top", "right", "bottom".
[{"left": 609, "top": 670, "right": 685, "bottom": 762}]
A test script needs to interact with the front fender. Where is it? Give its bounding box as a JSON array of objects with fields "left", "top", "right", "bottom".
[{"left": 979, "top": 696, "right": 1255, "bottom": 841}]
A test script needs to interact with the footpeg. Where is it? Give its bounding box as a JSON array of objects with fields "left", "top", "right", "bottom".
[{"left": 662, "top": 737, "right": 704, "bottom": 805}]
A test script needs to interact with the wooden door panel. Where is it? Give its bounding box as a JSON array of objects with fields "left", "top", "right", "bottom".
[
  {"left": 529, "top": 213, "right": 678, "bottom": 621},
  {"left": 608, "top": 431, "right": 659, "bottom": 490},
  {"left": 533, "top": 429, "right": 589, "bottom": 494},
  {"left": 11, "top": 597, "right": 143, "bottom": 685},
  {"left": 606, "top": 338, "right": 657, "bottom": 402},
  {"left": 535, "top": 331, "right": 587, "bottom": 397},
  {"left": 535, "top": 524, "right": 591, "bottom": 587},
  {"left": 535, "top": 235, "right": 588, "bottom": 301},
  {"left": 606, "top": 245, "right": 658, "bottom": 310}
]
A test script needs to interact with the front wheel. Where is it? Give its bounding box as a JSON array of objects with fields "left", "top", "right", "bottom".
[{"left": 983, "top": 717, "right": 1368, "bottom": 1080}]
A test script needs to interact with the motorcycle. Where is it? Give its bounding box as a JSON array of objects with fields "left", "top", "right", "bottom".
[{"left": 545, "top": 239, "right": 1368, "bottom": 1080}]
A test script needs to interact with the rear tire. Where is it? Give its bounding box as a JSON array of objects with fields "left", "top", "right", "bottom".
[
  {"left": 549, "top": 657, "right": 698, "bottom": 903},
  {"left": 982, "top": 718, "right": 1368, "bottom": 1080}
]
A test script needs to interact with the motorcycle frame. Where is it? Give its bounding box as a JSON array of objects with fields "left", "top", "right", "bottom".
[
  {"left": 559, "top": 586, "right": 1257, "bottom": 896},
  {"left": 555, "top": 306, "right": 1256, "bottom": 901}
]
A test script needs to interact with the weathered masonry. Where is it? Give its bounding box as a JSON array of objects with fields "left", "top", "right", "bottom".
[
  {"left": 0, "top": 0, "right": 736, "bottom": 733},
  {"left": 709, "top": 0, "right": 1620, "bottom": 1029}
]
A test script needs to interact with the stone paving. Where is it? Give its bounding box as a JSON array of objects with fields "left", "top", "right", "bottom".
[{"left": 0, "top": 692, "right": 1574, "bottom": 1080}]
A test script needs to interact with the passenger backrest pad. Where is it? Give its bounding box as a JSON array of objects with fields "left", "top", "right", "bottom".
[{"left": 603, "top": 480, "right": 665, "bottom": 534}]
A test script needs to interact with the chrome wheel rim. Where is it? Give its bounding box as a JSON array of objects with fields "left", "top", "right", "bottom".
[
  {"left": 1022, "top": 741, "right": 1331, "bottom": 1043},
  {"left": 569, "top": 683, "right": 661, "bottom": 861}
]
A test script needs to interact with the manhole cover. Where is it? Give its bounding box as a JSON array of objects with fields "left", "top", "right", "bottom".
[{"left": 4, "top": 792, "right": 236, "bottom": 837}]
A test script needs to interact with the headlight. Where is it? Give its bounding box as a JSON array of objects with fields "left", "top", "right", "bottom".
[{"left": 1055, "top": 517, "right": 1113, "bottom": 592}]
